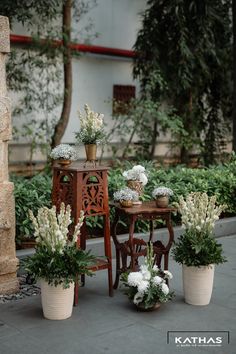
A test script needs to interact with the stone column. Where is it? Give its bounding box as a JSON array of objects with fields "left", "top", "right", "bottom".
[{"left": 0, "top": 16, "right": 19, "bottom": 294}]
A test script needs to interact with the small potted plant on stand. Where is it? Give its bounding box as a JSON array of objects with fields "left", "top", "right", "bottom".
[
  {"left": 122, "top": 165, "right": 148, "bottom": 204},
  {"left": 24, "top": 203, "right": 95, "bottom": 320},
  {"left": 152, "top": 186, "right": 173, "bottom": 208},
  {"left": 122, "top": 244, "right": 174, "bottom": 310},
  {"left": 113, "top": 187, "right": 139, "bottom": 208},
  {"left": 172, "top": 192, "right": 226, "bottom": 306},
  {"left": 50, "top": 144, "right": 77, "bottom": 166},
  {"left": 75, "top": 104, "right": 106, "bottom": 166}
]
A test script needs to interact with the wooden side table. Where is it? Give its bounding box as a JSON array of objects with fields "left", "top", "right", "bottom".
[
  {"left": 111, "top": 201, "right": 175, "bottom": 289},
  {"left": 52, "top": 163, "right": 113, "bottom": 304}
]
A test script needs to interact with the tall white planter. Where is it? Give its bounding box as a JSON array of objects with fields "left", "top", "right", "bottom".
[
  {"left": 182, "top": 264, "right": 215, "bottom": 306},
  {"left": 40, "top": 279, "right": 74, "bottom": 320}
]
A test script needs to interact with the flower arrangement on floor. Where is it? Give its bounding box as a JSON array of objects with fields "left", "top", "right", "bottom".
[
  {"left": 113, "top": 187, "right": 139, "bottom": 207},
  {"left": 24, "top": 203, "right": 95, "bottom": 288},
  {"left": 172, "top": 192, "right": 227, "bottom": 266},
  {"left": 50, "top": 144, "right": 77, "bottom": 162},
  {"left": 75, "top": 104, "right": 106, "bottom": 145},
  {"left": 122, "top": 165, "right": 148, "bottom": 186},
  {"left": 121, "top": 243, "right": 174, "bottom": 310}
]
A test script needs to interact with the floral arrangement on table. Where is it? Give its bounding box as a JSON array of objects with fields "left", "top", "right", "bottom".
[
  {"left": 152, "top": 186, "right": 174, "bottom": 198},
  {"left": 122, "top": 244, "right": 174, "bottom": 310},
  {"left": 75, "top": 104, "right": 106, "bottom": 145},
  {"left": 50, "top": 144, "right": 77, "bottom": 161},
  {"left": 122, "top": 165, "right": 148, "bottom": 186},
  {"left": 113, "top": 187, "right": 139, "bottom": 202},
  {"left": 172, "top": 192, "right": 227, "bottom": 266},
  {"left": 24, "top": 203, "right": 95, "bottom": 288}
]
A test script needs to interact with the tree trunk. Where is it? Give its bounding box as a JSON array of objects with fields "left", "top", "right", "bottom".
[
  {"left": 51, "top": 0, "right": 72, "bottom": 148},
  {"left": 233, "top": 0, "right": 236, "bottom": 152}
]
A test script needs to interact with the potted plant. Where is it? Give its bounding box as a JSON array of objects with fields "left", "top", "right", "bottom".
[
  {"left": 23, "top": 203, "right": 95, "bottom": 320},
  {"left": 75, "top": 104, "right": 106, "bottom": 165},
  {"left": 152, "top": 186, "right": 173, "bottom": 208},
  {"left": 113, "top": 187, "right": 139, "bottom": 208},
  {"left": 172, "top": 192, "right": 226, "bottom": 305},
  {"left": 122, "top": 243, "right": 174, "bottom": 310},
  {"left": 50, "top": 144, "right": 77, "bottom": 166},
  {"left": 122, "top": 165, "right": 148, "bottom": 203}
]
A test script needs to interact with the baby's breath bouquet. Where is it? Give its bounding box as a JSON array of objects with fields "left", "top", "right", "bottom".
[
  {"left": 50, "top": 144, "right": 77, "bottom": 161},
  {"left": 75, "top": 104, "right": 106, "bottom": 145},
  {"left": 24, "top": 203, "right": 95, "bottom": 288},
  {"left": 122, "top": 244, "right": 174, "bottom": 310},
  {"left": 113, "top": 187, "right": 139, "bottom": 202},
  {"left": 172, "top": 192, "right": 227, "bottom": 266}
]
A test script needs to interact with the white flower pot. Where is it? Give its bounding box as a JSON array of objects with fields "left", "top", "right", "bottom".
[
  {"left": 182, "top": 264, "right": 215, "bottom": 306},
  {"left": 40, "top": 279, "right": 74, "bottom": 320}
]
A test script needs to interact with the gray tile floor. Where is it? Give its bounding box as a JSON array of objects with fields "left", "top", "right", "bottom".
[{"left": 0, "top": 235, "right": 235, "bottom": 354}]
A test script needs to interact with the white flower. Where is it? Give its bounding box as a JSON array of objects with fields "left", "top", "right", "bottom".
[
  {"left": 133, "top": 292, "right": 144, "bottom": 305},
  {"left": 139, "top": 173, "right": 148, "bottom": 186},
  {"left": 127, "top": 272, "right": 143, "bottom": 287},
  {"left": 137, "top": 280, "right": 149, "bottom": 294},
  {"left": 152, "top": 186, "right": 174, "bottom": 198},
  {"left": 50, "top": 144, "right": 77, "bottom": 160},
  {"left": 142, "top": 270, "right": 151, "bottom": 281},
  {"left": 113, "top": 187, "right": 139, "bottom": 202},
  {"left": 163, "top": 270, "right": 173, "bottom": 279},
  {"left": 161, "top": 282, "right": 169, "bottom": 295},
  {"left": 153, "top": 264, "right": 159, "bottom": 271},
  {"left": 153, "top": 276, "right": 163, "bottom": 285},
  {"left": 122, "top": 165, "right": 148, "bottom": 185}
]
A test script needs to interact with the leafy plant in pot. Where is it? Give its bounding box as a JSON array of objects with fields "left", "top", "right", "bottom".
[
  {"left": 172, "top": 192, "right": 226, "bottom": 306},
  {"left": 122, "top": 165, "right": 148, "bottom": 204},
  {"left": 23, "top": 203, "right": 95, "bottom": 320}
]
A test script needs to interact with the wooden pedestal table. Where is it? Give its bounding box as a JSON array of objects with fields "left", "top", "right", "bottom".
[
  {"left": 52, "top": 163, "right": 113, "bottom": 304},
  {"left": 111, "top": 201, "right": 175, "bottom": 289}
]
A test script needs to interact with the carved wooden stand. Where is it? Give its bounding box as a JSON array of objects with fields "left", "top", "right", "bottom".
[{"left": 52, "top": 164, "right": 113, "bottom": 305}]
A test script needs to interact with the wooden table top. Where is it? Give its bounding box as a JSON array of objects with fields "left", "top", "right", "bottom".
[{"left": 110, "top": 201, "right": 176, "bottom": 215}]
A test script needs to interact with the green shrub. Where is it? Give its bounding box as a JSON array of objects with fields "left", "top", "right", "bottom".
[
  {"left": 11, "top": 174, "right": 52, "bottom": 245},
  {"left": 12, "top": 157, "right": 236, "bottom": 244}
]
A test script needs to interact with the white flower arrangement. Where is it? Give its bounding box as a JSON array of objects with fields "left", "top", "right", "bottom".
[
  {"left": 152, "top": 186, "right": 174, "bottom": 198},
  {"left": 178, "top": 192, "right": 226, "bottom": 235},
  {"left": 122, "top": 165, "right": 148, "bottom": 186},
  {"left": 75, "top": 104, "right": 106, "bottom": 144},
  {"left": 122, "top": 244, "right": 174, "bottom": 309},
  {"left": 24, "top": 203, "right": 96, "bottom": 288},
  {"left": 50, "top": 144, "right": 77, "bottom": 161},
  {"left": 113, "top": 187, "right": 139, "bottom": 202},
  {"left": 29, "top": 203, "right": 84, "bottom": 253}
]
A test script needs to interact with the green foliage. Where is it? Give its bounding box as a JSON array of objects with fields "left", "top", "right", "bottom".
[
  {"left": 23, "top": 244, "right": 95, "bottom": 288},
  {"left": 11, "top": 174, "right": 52, "bottom": 244},
  {"left": 133, "top": 0, "right": 232, "bottom": 164},
  {"left": 172, "top": 230, "right": 227, "bottom": 266}
]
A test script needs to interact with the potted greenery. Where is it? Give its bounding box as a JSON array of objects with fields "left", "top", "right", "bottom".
[
  {"left": 113, "top": 187, "right": 139, "bottom": 207},
  {"left": 122, "top": 165, "right": 148, "bottom": 204},
  {"left": 122, "top": 243, "right": 174, "bottom": 310},
  {"left": 172, "top": 192, "right": 226, "bottom": 305},
  {"left": 50, "top": 144, "right": 77, "bottom": 165},
  {"left": 24, "top": 203, "right": 95, "bottom": 320},
  {"left": 152, "top": 186, "right": 173, "bottom": 208},
  {"left": 75, "top": 104, "right": 106, "bottom": 165}
]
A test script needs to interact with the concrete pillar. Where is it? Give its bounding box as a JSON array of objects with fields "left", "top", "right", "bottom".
[{"left": 0, "top": 16, "right": 19, "bottom": 294}]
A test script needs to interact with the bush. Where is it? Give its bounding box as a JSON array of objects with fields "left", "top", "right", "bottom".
[
  {"left": 11, "top": 174, "right": 52, "bottom": 245},
  {"left": 12, "top": 157, "right": 236, "bottom": 244}
]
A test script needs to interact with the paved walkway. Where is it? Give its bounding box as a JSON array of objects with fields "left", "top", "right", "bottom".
[{"left": 0, "top": 235, "right": 235, "bottom": 354}]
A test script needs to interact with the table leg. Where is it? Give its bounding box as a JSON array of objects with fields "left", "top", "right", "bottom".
[
  {"left": 129, "top": 216, "right": 136, "bottom": 271},
  {"left": 111, "top": 211, "right": 121, "bottom": 289}
]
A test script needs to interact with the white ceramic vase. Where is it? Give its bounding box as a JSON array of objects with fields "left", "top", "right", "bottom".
[
  {"left": 40, "top": 279, "right": 74, "bottom": 320},
  {"left": 182, "top": 264, "right": 215, "bottom": 306}
]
